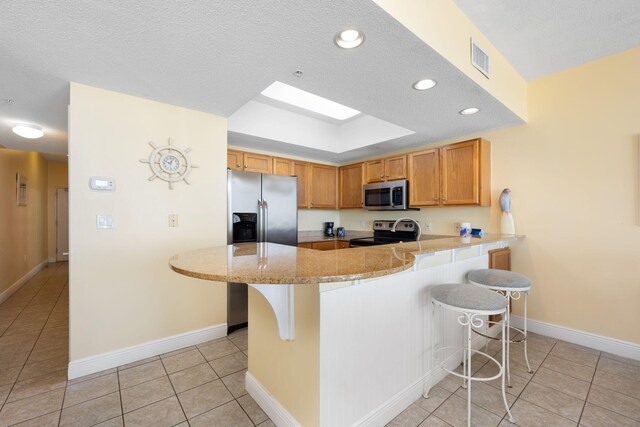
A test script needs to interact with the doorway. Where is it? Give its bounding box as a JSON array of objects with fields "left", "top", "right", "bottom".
[{"left": 56, "top": 187, "right": 69, "bottom": 262}]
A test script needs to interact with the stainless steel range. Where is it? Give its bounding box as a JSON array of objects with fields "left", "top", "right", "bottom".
[{"left": 349, "top": 219, "right": 450, "bottom": 247}]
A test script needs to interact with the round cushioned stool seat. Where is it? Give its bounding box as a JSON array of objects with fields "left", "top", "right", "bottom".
[
  {"left": 431, "top": 284, "right": 508, "bottom": 312},
  {"left": 468, "top": 269, "right": 531, "bottom": 290}
]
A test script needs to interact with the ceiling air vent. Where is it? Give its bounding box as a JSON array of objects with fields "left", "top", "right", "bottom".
[{"left": 471, "top": 39, "right": 490, "bottom": 78}]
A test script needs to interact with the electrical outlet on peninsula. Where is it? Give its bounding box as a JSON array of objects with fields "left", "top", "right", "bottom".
[{"left": 169, "top": 214, "right": 179, "bottom": 227}]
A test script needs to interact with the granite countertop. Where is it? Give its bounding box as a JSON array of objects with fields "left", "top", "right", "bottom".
[{"left": 169, "top": 234, "right": 521, "bottom": 284}]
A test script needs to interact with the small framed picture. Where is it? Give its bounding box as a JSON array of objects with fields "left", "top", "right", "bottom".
[{"left": 16, "top": 174, "right": 28, "bottom": 206}]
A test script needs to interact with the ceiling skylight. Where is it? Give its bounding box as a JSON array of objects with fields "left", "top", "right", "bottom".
[{"left": 261, "top": 81, "right": 360, "bottom": 121}]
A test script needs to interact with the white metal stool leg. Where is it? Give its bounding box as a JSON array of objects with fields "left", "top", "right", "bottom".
[
  {"left": 523, "top": 292, "right": 533, "bottom": 373},
  {"left": 505, "top": 293, "right": 512, "bottom": 387},
  {"left": 465, "top": 317, "right": 473, "bottom": 427},
  {"left": 501, "top": 315, "right": 515, "bottom": 423}
]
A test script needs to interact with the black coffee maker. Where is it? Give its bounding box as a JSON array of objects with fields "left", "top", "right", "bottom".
[{"left": 324, "top": 222, "right": 335, "bottom": 237}]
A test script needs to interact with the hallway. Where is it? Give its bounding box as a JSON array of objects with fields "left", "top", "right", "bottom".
[{"left": 0, "top": 263, "right": 271, "bottom": 426}]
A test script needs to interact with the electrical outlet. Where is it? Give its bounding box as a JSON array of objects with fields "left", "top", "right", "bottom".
[
  {"left": 423, "top": 222, "right": 431, "bottom": 233},
  {"left": 169, "top": 214, "right": 179, "bottom": 227}
]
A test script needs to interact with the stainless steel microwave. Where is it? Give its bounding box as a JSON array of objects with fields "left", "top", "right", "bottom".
[{"left": 363, "top": 179, "right": 412, "bottom": 210}]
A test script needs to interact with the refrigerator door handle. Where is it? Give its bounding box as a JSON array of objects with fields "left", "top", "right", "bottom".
[
  {"left": 257, "top": 198, "right": 264, "bottom": 242},
  {"left": 263, "top": 200, "right": 269, "bottom": 243}
]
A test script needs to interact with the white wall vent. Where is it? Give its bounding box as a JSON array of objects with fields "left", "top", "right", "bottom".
[{"left": 471, "top": 39, "right": 490, "bottom": 78}]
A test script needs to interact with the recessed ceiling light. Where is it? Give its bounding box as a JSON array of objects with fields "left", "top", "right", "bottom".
[
  {"left": 460, "top": 107, "right": 480, "bottom": 115},
  {"left": 335, "top": 29, "right": 364, "bottom": 49},
  {"left": 261, "top": 81, "right": 360, "bottom": 120},
  {"left": 413, "top": 79, "right": 437, "bottom": 90},
  {"left": 12, "top": 123, "right": 44, "bottom": 139}
]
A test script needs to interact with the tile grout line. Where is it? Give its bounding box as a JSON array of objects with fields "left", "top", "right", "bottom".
[
  {"left": 160, "top": 349, "right": 190, "bottom": 424},
  {"left": 0, "top": 264, "right": 66, "bottom": 425},
  {"left": 498, "top": 336, "right": 557, "bottom": 425},
  {"left": 576, "top": 352, "right": 601, "bottom": 426},
  {"left": 116, "top": 358, "right": 125, "bottom": 424}
]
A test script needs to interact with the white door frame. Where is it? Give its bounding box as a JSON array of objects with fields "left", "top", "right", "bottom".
[{"left": 55, "top": 186, "right": 69, "bottom": 262}]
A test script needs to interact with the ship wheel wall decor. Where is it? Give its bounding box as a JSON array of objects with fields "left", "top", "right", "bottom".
[{"left": 140, "top": 138, "right": 198, "bottom": 189}]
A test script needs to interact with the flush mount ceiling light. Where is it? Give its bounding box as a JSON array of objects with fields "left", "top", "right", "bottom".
[
  {"left": 460, "top": 107, "right": 480, "bottom": 115},
  {"left": 261, "top": 81, "right": 360, "bottom": 120},
  {"left": 12, "top": 123, "right": 44, "bottom": 139},
  {"left": 335, "top": 29, "right": 364, "bottom": 49},
  {"left": 413, "top": 79, "right": 437, "bottom": 90}
]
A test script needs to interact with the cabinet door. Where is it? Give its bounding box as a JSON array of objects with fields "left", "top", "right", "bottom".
[
  {"left": 298, "top": 242, "right": 313, "bottom": 249},
  {"left": 292, "top": 161, "right": 309, "bottom": 208},
  {"left": 273, "top": 157, "right": 293, "bottom": 176},
  {"left": 336, "top": 240, "right": 351, "bottom": 249},
  {"left": 385, "top": 155, "right": 407, "bottom": 181},
  {"left": 365, "top": 160, "right": 385, "bottom": 183},
  {"left": 227, "top": 150, "right": 244, "bottom": 171},
  {"left": 311, "top": 241, "right": 338, "bottom": 251},
  {"left": 243, "top": 153, "right": 272, "bottom": 174},
  {"left": 339, "top": 163, "right": 364, "bottom": 209},
  {"left": 309, "top": 163, "right": 338, "bottom": 209},
  {"left": 488, "top": 247, "right": 511, "bottom": 322},
  {"left": 408, "top": 149, "right": 440, "bottom": 206},
  {"left": 441, "top": 140, "right": 479, "bottom": 205}
]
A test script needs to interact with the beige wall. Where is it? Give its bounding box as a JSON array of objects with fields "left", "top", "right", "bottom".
[
  {"left": 47, "top": 162, "right": 68, "bottom": 261},
  {"left": 248, "top": 285, "right": 320, "bottom": 426},
  {"left": 0, "top": 149, "right": 48, "bottom": 296},
  {"left": 342, "top": 47, "right": 640, "bottom": 344},
  {"left": 69, "top": 83, "right": 228, "bottom": 360},
  {"left": 374, "top": 0, "right": 528, "bottom": 121}
]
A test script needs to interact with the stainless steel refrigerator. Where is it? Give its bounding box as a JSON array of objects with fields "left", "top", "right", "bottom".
[{"left": 226, "top": 170, "right": 298, "bottom": 332}]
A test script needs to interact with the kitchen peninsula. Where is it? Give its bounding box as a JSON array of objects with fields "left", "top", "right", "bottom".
[{"left": 170, "top": 234, "right": 521, "bottom": 426}]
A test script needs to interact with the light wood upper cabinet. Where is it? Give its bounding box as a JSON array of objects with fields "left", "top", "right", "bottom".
[
  {"left": 365, "top": 159, "right": 385, "bottom": 183},
  {"left": 365, "top": 155, "right": 407, "bottom": 183},
  {"left": 385, "top": 155, "right": 407, "bottom": 181},
  {"left": 339, "top": 162, "right": 364, "bottom": 209},
  {"left": 292, "top": 161, "right": 309, "bottom": 209},
  {"left": 273, "top": 157, "right": 293, "bottom": 176},
  {"left": 227, "top": 150, "right": 243, "bottom": 171},
  {"left": 409, "top": 139, "right": 491, "bottom": 207},
  {"left": 243, "top": 152, "right": 272, "bottom": 174},
  {"left": 309, "top": 163, "right": 338, "bottom": 209},
  {"left": 408, "top": 149, "right": 440, "bottom": 206},
  {"left": 441, "top": 139, "right": 490, "bottom": 206}
]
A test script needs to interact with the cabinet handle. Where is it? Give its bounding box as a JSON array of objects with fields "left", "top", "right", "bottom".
[
  {"left": 433, "top": 198, "right": 439, "bottom": 201},
  {"left": 236, "top": 163, "right": 240, "bottom": 167},
  {"left": 380, "top": 174, "right": 384, "bottom": 178},
  {"left": 442, "top": 197, "right": 447, "bottom": 202},
  {"left": 244, "top": 165, "right": 247, "bottom": 168}
]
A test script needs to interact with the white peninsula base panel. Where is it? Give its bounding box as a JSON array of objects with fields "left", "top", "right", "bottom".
[{"left": 247, "top": 240, "right": 513, "bottom": 427}]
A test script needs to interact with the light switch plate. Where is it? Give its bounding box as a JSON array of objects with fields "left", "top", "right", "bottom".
[{"left": 96, "top": 214, "right": 115, "bottom": 229}]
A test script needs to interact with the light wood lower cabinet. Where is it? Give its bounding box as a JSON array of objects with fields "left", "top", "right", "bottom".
[
  {"left": 409, "top": 138, "right": 490, "bottom": 207},
  {"left": 309, "top": 163, "right": 338, "bottom": 209},
  {"left": 299, "top": 240, "right": 350, "bottom": 250},
  {"left": 339, "top": 163, "right": 364, "bottom": 209},
  {"left": 488, "top": 247, "right": 511, "bottom": 322}
]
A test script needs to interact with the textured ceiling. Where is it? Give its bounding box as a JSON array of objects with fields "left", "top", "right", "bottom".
[
  {"left": 454, "top": 0, "right": 640, "bottom": 80},
  {"left": 0, "top": 0, "right": 524, "bottom": 161}
]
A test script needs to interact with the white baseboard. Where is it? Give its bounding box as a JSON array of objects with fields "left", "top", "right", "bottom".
[
  {"left": 68, "top": 323, "right": 227, "bottom": 380},
  {"left": 511, "top": 315, "right": 640, "bottom": 361},
  {"left": 0, "top": 259, "right": 48, "bottom": 304},
  {"left": 48, "top": 257, "right": 56, "bottom": 263},
  {"left": 246, "top": 371, "right": 301, "bottom": 427}
]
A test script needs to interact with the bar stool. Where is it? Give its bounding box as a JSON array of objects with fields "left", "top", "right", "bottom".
[
  {"left": 468, "top": 269, "right": 533, "bottom": 388},
  {"left": 425, "top": 284, "right": 514, "bottom": 426}
]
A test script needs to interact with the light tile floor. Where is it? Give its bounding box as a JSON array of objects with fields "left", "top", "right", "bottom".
[
  {"left": 1, "top": 263, "right": 639, "bottom": 426},
  {"left": 0, "top": 263, "right": 273, "bottom": 426}
]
